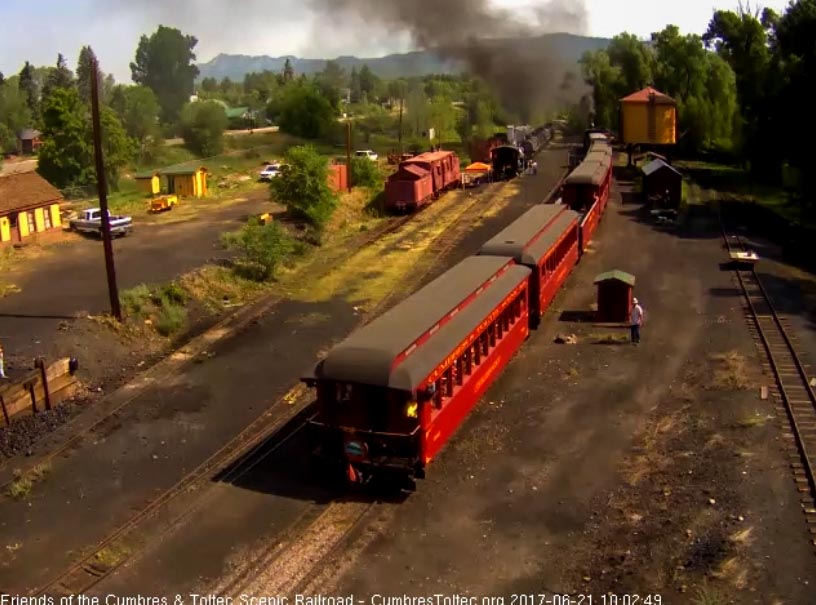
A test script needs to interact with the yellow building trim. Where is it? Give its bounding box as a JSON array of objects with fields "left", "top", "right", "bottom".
[
  {"left": 34, "top": 207, "right": 45, "bottom": 232},
  {"left": 0, "top": 217, "right": 10, "bottom": 242},
  {"left": 19, "top": 213, "right": 30, "bottom": 237},
  {"left": 50, "top": 203, "right": 61, "bottom": 227}
]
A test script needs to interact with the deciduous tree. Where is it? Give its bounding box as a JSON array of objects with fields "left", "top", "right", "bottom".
[
  {"left": 271, "top": 145, "right": 337, "bottom": 231},
  {"left": 131, "top": 25, "right": 200, "bottom": 124},
  {"left": 179, "top": 100, "right": 228, "bottom": 156}
]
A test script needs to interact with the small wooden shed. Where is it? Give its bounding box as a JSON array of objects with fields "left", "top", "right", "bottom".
[
  {"left": 134, "top": 171, "right": 161, "bottom": 195},
  {"left": 642, "top": 159, "right": 682, "bottom": 209},
  {"left": 162, "top": 167, "right": 208, "bottom": 198},
  {"left": 327, "top": 163, "right": 348, "bottom": 193},
  {"left": 594, "top": 270, "right": 636, "bottom": 323}
]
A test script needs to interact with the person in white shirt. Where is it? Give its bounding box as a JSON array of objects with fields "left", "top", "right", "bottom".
[{"left": 630, "top": 297, "right": 644, "bottom": 344}]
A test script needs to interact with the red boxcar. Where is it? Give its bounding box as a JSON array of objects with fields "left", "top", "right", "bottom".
[
  {"left": 479, "top": 205, "right": 581, "bottom": 327},
  {"left": 402, "top": 150, "right": 460, "bottom": 196},
  {"left": 469, "top": 136, "right": 504, "bottom": 163},
  {"left": 302, "top": 256, "right": 531, "bottom": 484},
  {"left": 385, "top": 164, "right": 434, "bottom": 212}
]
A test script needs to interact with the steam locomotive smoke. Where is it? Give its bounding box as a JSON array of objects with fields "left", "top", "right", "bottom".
[{"left": 308, "top": 0, "right": 589, "bottom": 121}]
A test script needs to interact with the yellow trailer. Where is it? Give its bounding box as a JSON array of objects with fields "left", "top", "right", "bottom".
[{"left": 149, "top": 195, "right": 178, "bottom": 213}]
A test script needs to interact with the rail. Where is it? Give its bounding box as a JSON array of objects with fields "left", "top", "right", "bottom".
[{"left": 719, "top": 210, "right": 816, "bottom": 540}]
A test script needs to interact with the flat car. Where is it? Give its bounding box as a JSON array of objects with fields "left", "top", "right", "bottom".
[{"left": 303, "top": 256, "right": 532, "bottom": 486}]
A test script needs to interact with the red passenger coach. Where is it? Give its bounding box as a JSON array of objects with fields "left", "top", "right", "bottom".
[
  {"left": 479, "top": 205, "right": 581, "bottom": 327},
  {"left": 562, "top": 156, "right": 612, "bottom": 251},
  {"left": 302, "top": 256, "right": 531, "bottom": 485}
]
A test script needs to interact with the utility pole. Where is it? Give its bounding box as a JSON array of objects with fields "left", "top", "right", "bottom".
[
  {"left": 90, "top": 57, "right": 122, "bottom": 321},
  {"left": 345, "top": 120, "right": 352, "bottom": 193}
]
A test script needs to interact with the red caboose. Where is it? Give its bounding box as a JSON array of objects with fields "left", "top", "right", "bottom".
[
  {"left": 480, "top": 205, "right": 581, "bottom": 327},
  {"left": 385, "top": 164, "right": 434, "bottom": 213},
  {"left": 302, "top": 256, "right": 531, "bottom": 486}
]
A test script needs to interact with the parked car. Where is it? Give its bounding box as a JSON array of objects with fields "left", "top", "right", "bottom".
[
  {"left": 355, "top": 150, "right": 379, "bottom": 162},
  {"left": 69, "top": 208, "right": 133, "bottom": 237},
  {"left": 259, "top": 163, "right": 282, "bottom": 181}
]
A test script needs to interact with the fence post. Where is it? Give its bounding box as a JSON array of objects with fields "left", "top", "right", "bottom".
[
  {"left": 0, "top": 394, "right": 9, "bottom": 426},
  {"left": 36, "top": 358, "right": 52, "bottom": 411}
]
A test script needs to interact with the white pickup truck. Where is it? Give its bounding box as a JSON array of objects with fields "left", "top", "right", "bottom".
[{"left": 69, "top": 208, "right": 133, "bottom": 237}]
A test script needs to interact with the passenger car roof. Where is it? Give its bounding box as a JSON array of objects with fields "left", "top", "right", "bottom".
[{"left": 307, "top": 257, "right": 529, "bottom": 391}]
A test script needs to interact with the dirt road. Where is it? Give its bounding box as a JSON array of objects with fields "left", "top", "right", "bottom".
[{"left": 0, "top": 188, "right": 271, "bottom": 367}]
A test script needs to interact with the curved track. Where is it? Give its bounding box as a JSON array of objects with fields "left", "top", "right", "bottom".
[{"left": 720, "top": 213, "right": 816, "bottom": 548}]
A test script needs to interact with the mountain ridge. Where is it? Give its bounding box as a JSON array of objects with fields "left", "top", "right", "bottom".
[{"left": 197, "top": 32, "right": 611, "bottom": 81}]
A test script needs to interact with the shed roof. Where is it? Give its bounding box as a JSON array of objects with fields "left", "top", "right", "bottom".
[
  {"left": 479, "top": 205, "right": 580, "bottom": 266},
  {"left": 594, "top": 270, "right": 636, "bottom": 286},
  {"left": 642, "top": 158, "right": 681, "bottom": 177},
  {"left": 161, "top": 166, "right": 207, "bottom": 176},
  {"left": 18, "top": 129, "right": 41, "bottom": 140},
  {"left": 620, "top": 86, "right": 676, "bottom": 105},
  {"left": 0, "top": 171, "right": 63, "bottom": 215},
  {"left": 224, "top": 106, "right": 250, "bottom": 118},
  {"left": 134, "top": 170, "right": 160, "bottom": 179},
  {"left": 308, "top": 256, "right": 527, "bottom": 391}
]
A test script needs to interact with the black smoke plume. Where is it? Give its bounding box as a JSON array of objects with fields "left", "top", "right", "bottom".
[{"left": 308, "top": 0, "right": 589, "bottom": 121}]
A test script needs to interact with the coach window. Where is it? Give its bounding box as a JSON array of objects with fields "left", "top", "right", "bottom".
[
  {"left": 456, "top": 358, "right": 464, "bottom": 385},
  {"left": 465, "top": 348, "right": 473, "bottom": 375},
  {"left": 434, "top": 378, "right": 443, "bottom": 408}
]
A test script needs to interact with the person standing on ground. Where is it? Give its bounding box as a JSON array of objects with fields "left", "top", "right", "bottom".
[{"left": 630, "top": 297, "right": 644, "bottom": 344}]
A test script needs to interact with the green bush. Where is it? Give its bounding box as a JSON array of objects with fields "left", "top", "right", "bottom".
[
  {"left": 155, "top": 296, "right": 187, "bottom": 336},
  {"left": 221, "top": 219, "right": 298, "bottom": 281},
  {"left": 350, "top": 156, "right": 382, "bottom": 189},
  {"left": 121, "top": 284, "right": 153, "bottom": 317},
  {"left": 159, "top": 282, "right": 187, "bottom": 305},
  {"left": 271, "top": 145, "right": 338, "bottom": 232}
]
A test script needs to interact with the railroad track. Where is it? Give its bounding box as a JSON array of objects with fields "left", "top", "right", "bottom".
[
  {"left": 720, "top": 215, "right": 816, "bottom": 548},
  {"left": 24, "top": 163, "right": 565, "bottom": 597}
]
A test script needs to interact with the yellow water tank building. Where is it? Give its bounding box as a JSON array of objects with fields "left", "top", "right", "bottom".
[{"left": 620, "top": 87, "right": 677, "bottom": 146}]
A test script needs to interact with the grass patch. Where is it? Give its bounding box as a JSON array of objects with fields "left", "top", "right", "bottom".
[
  {"left": 93, "top": 541, "right": 132, "bottom": 569},
  {"left": 589, "top": 331, "right": 630, "bottom": 344},
  {"left": 736, "top": 412, "right": 771, "bottom": 428},
  {"left": 178, "top": 265, "right": 266, "bottom": 312},
  {"left": 709, "top": 351, "right": 751, "bottom": 390},
  {"left": 6, "top": 462, "right": 52, "bottom": 500},
  {"left": 119, "top": 283, "right": 188, "bottom": 336},
  {"left": 692, "top": 582, "right": 728, "bottom": 605}
]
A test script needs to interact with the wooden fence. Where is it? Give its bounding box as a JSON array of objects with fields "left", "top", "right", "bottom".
[{"left": 0, "top": 358, "right": 79, "bottom": 427}]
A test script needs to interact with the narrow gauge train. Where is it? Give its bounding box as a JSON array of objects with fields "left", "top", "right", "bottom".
[
  {"left": 303, "top": 183, "right": 607, "bottom": 483},
  {"left": 384, "top": 150, "right": 461, "bottom": 213},
  {"left": 302, "top": 132, "right": 614, "bottom": 488}
]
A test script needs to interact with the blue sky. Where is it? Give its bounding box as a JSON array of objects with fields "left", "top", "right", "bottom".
[{"left": 0, "top": 0, "right": 794, "bottom": 82}]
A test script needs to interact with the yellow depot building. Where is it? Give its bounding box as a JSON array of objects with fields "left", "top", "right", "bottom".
[
  {"left": 620, "top": 87, "right": 677, "bottom": 146},
  {"left": 0, "top": 172, "right": 63, "bottom": 245}
]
